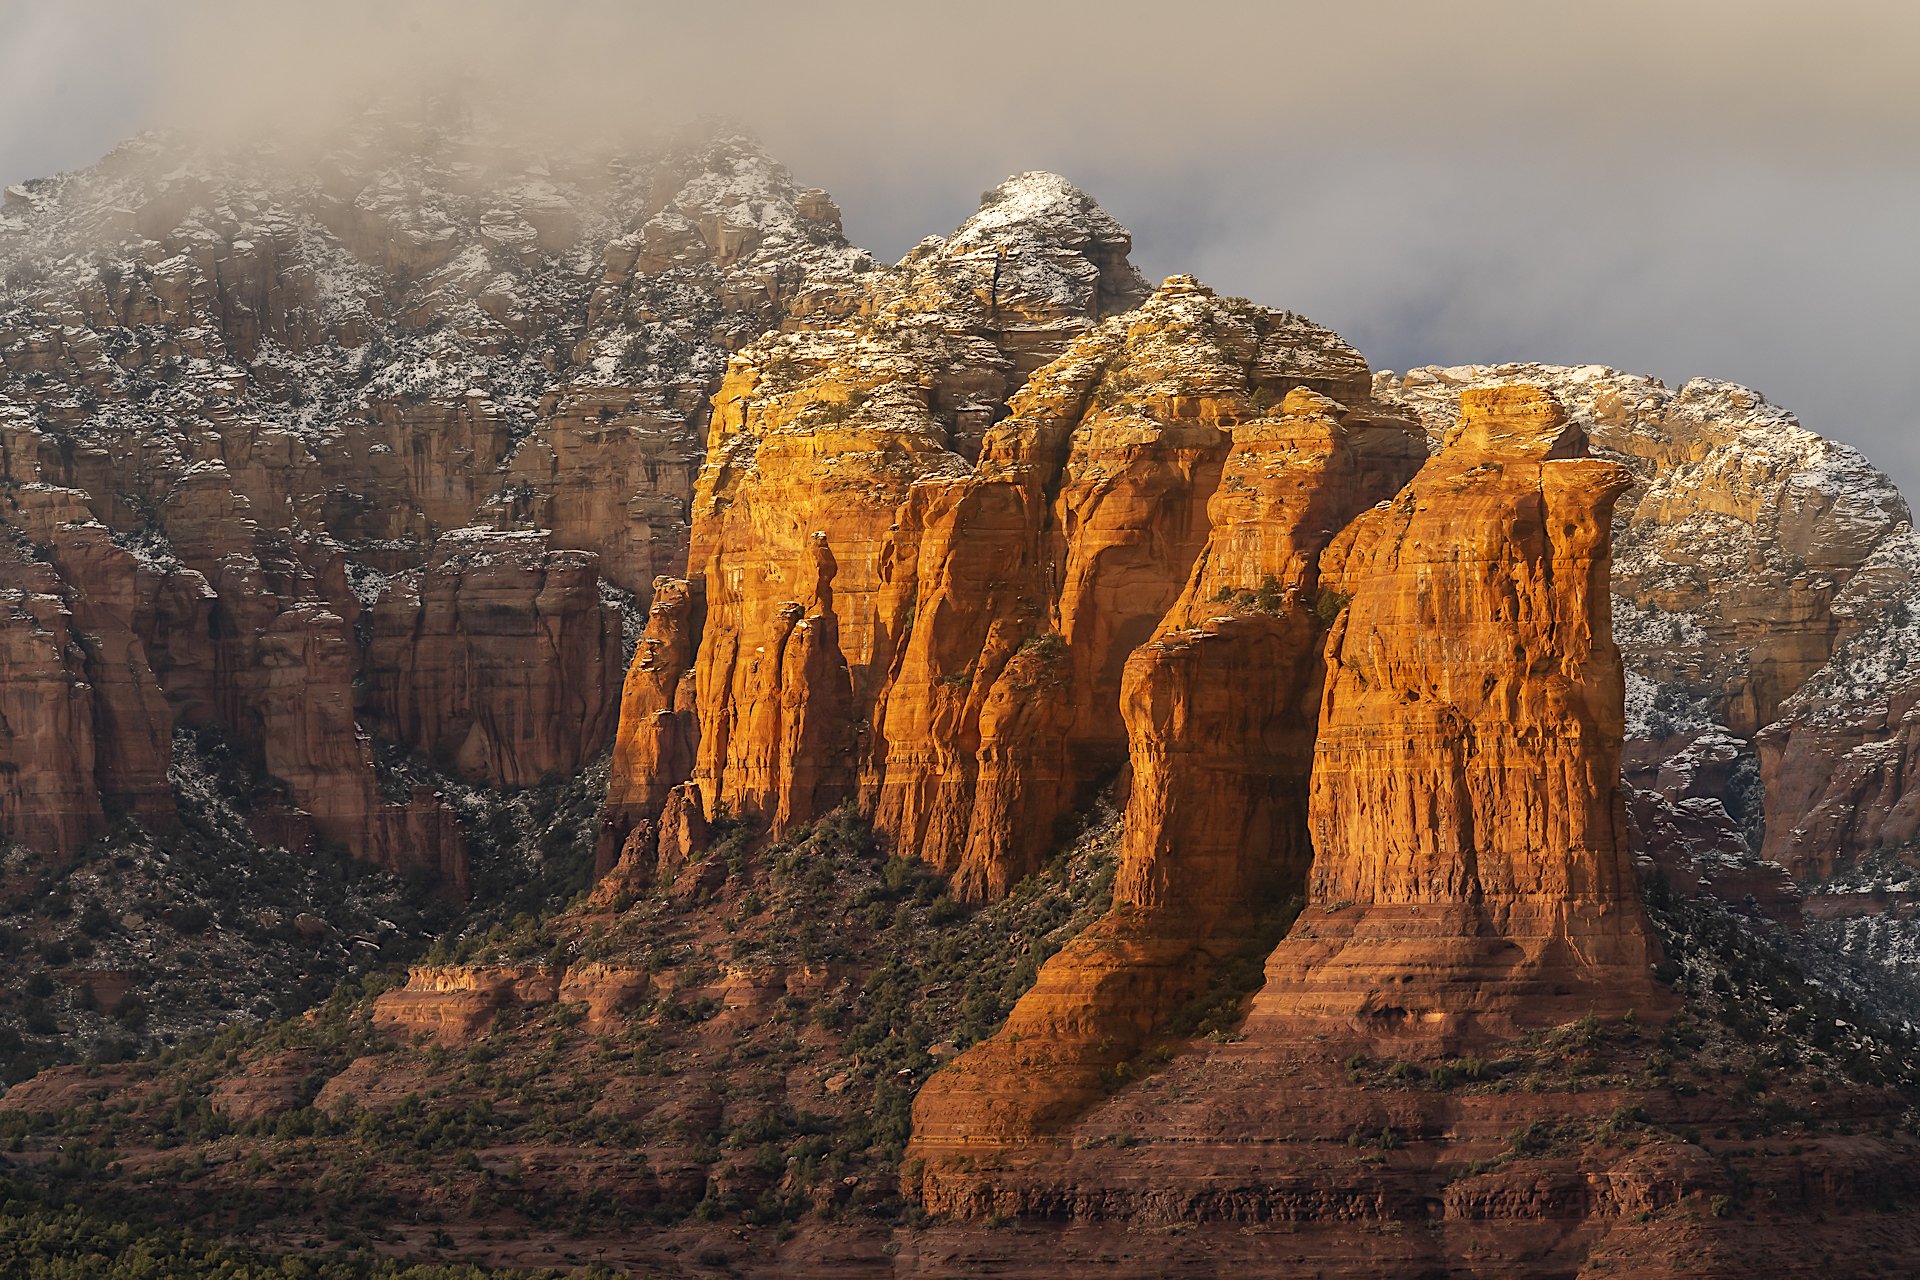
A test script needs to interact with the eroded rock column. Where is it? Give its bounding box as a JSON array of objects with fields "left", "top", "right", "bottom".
[
  {"left": 1248, "top": 384, "right": 1665, "bottom": 1044},
  {"left": 908, "top": 388, "right": 1422, "bottom": 1145}
]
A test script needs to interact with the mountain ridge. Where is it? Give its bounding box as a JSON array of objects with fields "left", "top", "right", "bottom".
[{"left": 5, "top": 118, "right": 1920, "bottom": 1276}]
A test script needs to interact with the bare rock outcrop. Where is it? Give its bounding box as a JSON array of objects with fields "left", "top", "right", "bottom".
[
  {"left": 1376, "top": 364, "right": 1913, "bottom": 887},
  {"left": 0, "top": 119, "right": 887, "bottom": 879},
  {"left": 864, "top": 283, "right": 1407, "bottom": 905},
  {"left": 362, "top": 527, "right": 626, "bottom": 788},
  {"left": 0, "top": 549, "right": 105, "bottom": 855},
  {"left": 598, "top": 576, "right": 701, "bottom": 871},
  {"left": 372, "top": 963, "right": 562, "bottom": 1047},
  {"left": 1248, "top": 385, "right": 1665, "bottom": 1042},
  {"left": 911, "top": 384, "right": 1660, "bottom": 1164},
  {"left": 620, "top": 174, "right": 1150, "bottom": 847},
  {"left": 907, "top": 383, "right": 1422, "bottom": 1144},
  {"left": 1756, "top": 525, "right": 1920, "bottom": 877}
]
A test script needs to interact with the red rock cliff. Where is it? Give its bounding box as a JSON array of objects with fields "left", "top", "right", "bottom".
[
  {"left": 1248, "top": 383, "right": 1664, "bottom": 1044},
  {"left": 863, "top": 278, "right": 1404, "bottom": 904},
  {"left": 907, "top": 383, "right": 1423, "bottom": 1144},
  {"left": 362, "top": 528, "right": 626, "bottom": 788},
  {"left": 605, "top": 173, "right": 1150, "bottom": 850}
]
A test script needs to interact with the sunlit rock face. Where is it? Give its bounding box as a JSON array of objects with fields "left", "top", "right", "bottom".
[
  {"left": 1250, "top": 384, "right": 1665, "bottom": 1043},
  {"left": 1378, "top": 364, "right": 1920, "bottom": 987},
  {"left": 604, "top": 173, "right": 1152, "bottom": 852},
  {"left": 906, "top": 351, "right": 1425, "bottom": 1147},
  {"left": 862, "top": 279, "right": 1401, "bottom": 903},
  {"left": 1376, "top": 366, "right": 1915, "bottom": 879}
]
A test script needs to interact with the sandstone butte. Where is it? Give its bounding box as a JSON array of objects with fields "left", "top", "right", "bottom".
[
  {"left": 909, "top": 384, "right": 1668, "bottom": 1163},
  {"left": 599, "top": 269, "right": 1438, "bottom": 902},
  {"left": 597, "top": 172, "right": 1151, "bottom": 867},
  {"left": 1375, "top": 363, "right": 1919, "bottom": 905}
]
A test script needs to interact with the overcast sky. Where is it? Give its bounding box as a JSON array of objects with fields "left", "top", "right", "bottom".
[{"left": 5, "top": 0, "right": 1916, "bottom": 494}]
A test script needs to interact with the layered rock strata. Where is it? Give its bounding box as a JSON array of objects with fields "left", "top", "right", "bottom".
[
  {"left": 603, "top": 174, "right": 1151, "bottom": 855},
  {"left": 1248, "top": 385, "right": 1663, "bottom": 1042},
  {"left": 607, "top": 256, "right": 1436, "bottom": 913},
  {"left": 362, "top": 528, "right": 626, "bottom": 788},
  {"left": 861, "top": 280, "right": 1398, "bottom": 900},
  {"left": 1377, "top": 365, "right": 1914, "bottom": 883},
  {"left": 911, "top": 384, "right": 1660, "bottom": 1158},
  {"left": 906, "top": 382, "right": 1422, "bottom": 1143},
  {"left": 0, "top": 118, "right": 882, "bottom": 878}
]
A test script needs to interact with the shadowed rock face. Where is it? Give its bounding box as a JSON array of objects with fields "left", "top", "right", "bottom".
[
  {"left": 0, "top": 120, "right": 881, "bottom": 885},
  {"left": 1754, "top": 525, "right": 1920, "bottom": 879},
  {"left": 0, "top": 551, "right": 108, "bottom": 855},
  {"left": 0, "top": 485, "right": 181, "bottom": 855},
  {"left": 361, "top": 528, "right": 626, "bottom": 789},
  {"left": 1250, "top": 384, "right": 1665, "bottom": 1045}
]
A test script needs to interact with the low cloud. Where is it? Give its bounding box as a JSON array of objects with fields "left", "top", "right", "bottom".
[{"left": 5, "top": 0, "right": 1916, "bottom": 489}]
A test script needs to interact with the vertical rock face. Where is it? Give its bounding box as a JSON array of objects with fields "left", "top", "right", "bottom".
[
  {"left": 908, "top": 385, "right": 1423, "bottom": 1146},
  {"left": 0, "top": 552, "right": 105, "bottom": 855},
  {"left": 623, "top": 174, "right": 1149, "bottom": 845},
  {"left": 862, "top": 279, "right": 1405, "bottom": 905},
  {"left": 911, "top": 384, "right": 1658, "bottom": 1160},
  {"left": 1375, "top": 364, "right": 1914, "bottom": 886},
  {"left": 493, "top": 387, "right": 701, "bottom": 598},
  {"left": 637, "top": 261, "right": 1424, "bottom": 915},
  {"left": 1756, "top": 526, "right": 1920, "bottom": 877},
  {"left": 38, "top": 524, "right": 179, "bottom": 832},
  {"left": 362, "top": 528, "right": 626, "bottom": 788},
  {"left": 0, "top": 118, "right": 886, "bottom": 879},
  {"left": 1112, "top": 388, "right": 1425, "bottom": 924},
  {"left": 0, "top": 485, "right": 188, "bottom": 855},
  {"left": 0, "top": 485, "right": 181, "bottom": 843},
  {"left": 1250, "top": 385, "right": 1662, "bottom": 1041},
  {"left": 599, "top": 575, "right": 700, "bottom": 870},
  {"left": 250, "top": 600, "right": 468, "bottom": 891}
]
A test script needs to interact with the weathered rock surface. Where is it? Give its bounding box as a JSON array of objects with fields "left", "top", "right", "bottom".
[
  {"left": 907, "top": 376, "right": 1423, "bottom": 1142},
  {"left": 1250, "top": 385, "right": 1663, "bottom": 1040},
  {"left": 862, "top": 280, "right": 1397, "bottom": 900},
  {"left": 1377, "top": 364, "right": 1914, "bottom": 887},
  {"left": 0, "top": 117, "right": 882, "bottom": 882},
  {"left": 906, "top": 385, "right": 1643, "bottom": 1159},
  {"left": 908, "top": 385, "right": 1673, "bottom": 1244},
  {"left": 645, "top": 262, "right": 1420, "bottom": 911},
  {"left": 0, "top": 482, "right": 197, "bottom": 855},
  {"left": 0, "top": 546, "right": 106, "bottom": 855},
  {"left": 598, "top": 575, "right": 701, "bottom": 868},
  {"left": 362, "top": 527, "right": 625, "bottom": 787},
  {"left": 620, "top": 175, "right": 1147, "bottom": 845},
  {"left": 10, "top": 110, "right": 1920, "bottom": 1280},
  {"left": 1756, "top": 525, "right": 1920, "bottom": 876},
  {"left": 372, "top": 963, "right": 562, "bottom": 1047}
]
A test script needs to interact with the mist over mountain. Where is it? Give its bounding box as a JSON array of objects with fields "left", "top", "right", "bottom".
[
  {"left": 7, "top": 0, "right": 1919, "bottom": 495},
  {"left": 5, "top": 6, "right": 1920, "bottom": 1277}
]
